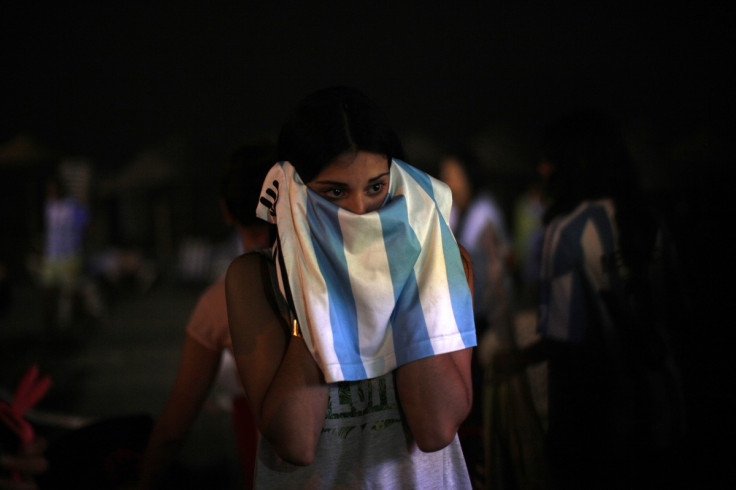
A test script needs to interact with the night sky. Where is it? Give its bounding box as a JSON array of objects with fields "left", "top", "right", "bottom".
[{"left": 2, "top": 3, "right": 728, "bottom": 171}]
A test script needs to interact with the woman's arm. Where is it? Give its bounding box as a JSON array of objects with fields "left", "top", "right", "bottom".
[
  {"left": 137, "top": 334, "right": 221, "bottom": 489},
  {"left": 225, "top": 254, "right": 328, "bottom": 466},
  {"left": 395, "top": 245, "right": 475, "bottom": 452},
  {"left": 395, "top": 348, "right": 473, "bottom": 452}
]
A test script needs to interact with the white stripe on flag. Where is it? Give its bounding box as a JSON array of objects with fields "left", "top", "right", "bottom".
[{"left": 340, "top": 209, "right": 397, "bottom": 373}]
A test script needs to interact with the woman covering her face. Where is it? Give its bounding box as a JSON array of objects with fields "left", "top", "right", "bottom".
[{"left": 226, "top": 86, "right": 476, "bottom": 489}]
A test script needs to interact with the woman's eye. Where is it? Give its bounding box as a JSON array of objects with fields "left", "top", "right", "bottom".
[
  {"left": 326, "top": 188, "right": 344, "bottom": 199},
  {"left": 368, "top": 182, "right": 385, "bottom": 195}
]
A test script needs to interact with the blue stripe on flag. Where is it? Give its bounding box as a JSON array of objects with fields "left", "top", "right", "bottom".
[
  {"left": 394, "top": 159, "right": 435, "bottom": 198},
  {"left": 379, "top": 195, "right": 433, "bottom": 364},
  {"left": 392, "top": 274, "right": 434, "bottom": 364},
  {"left": 396, "top": 159, "right": 476, "bottom": 347},
  {"left": 306, "top": 191, "right": 367, "bottom": 379},
  {"left": 553, "top": 211, "right": 587, "bottom": 341},
  {"left": 439, "top": 216, "right": 476, "bottom": 347},
  {"left": 538, "top": 221, "right": 559, "bottom": 334},
  {"left": 589, "top": 204, "right": 621, "bottom": 291},
  {"left": 379, "top": 196, "right": 419, "bottom": 303}
]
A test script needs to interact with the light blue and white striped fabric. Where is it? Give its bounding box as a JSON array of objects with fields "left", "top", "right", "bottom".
[
  {"left": 538, "top": 198, "right": 623, "bottom": 343},
  {"left": 256, "top": 159, "right": 476, "bottom": 383}
]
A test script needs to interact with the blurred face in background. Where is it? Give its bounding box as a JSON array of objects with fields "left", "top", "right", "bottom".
[
  {"left": 439, "top": 157, "right": 472, "bottom": 211},
  {"left": 537, "top": 158, "right": 556, "bottom": 203}
]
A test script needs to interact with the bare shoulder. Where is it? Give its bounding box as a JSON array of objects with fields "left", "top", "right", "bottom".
[
  {"left": 227, "top": 251, "right": 288, "bottom": 386},
  {"left": 227, "top": 251, "right": 265, "bottom": 277},
  {"left": 226, "top": 252, "right": 267, "bottom": 295},
  {"left": 225, "top": 252, "right": 275, "bottom": 322},
  {"left": 226, "top": 251, "right": 285, "bottom": 343}
]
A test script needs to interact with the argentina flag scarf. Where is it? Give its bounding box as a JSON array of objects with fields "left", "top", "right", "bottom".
[{"left": 256, "top": 159, "right": 476, "bottom": 383}]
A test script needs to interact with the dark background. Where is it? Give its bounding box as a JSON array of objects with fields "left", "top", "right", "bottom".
[
  {"left": 1, "top": 3, "right": 732, "bottom": 486},
  {"left": 2, "top": 3, "right": 729, "bottom": 166},
  {"left": 2, "top": 3, "right": 729, "bottom": 243}
]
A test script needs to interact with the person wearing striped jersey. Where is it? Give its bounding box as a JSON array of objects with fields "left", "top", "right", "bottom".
[{"left": 492, "top": 111, "right": 685, "bottom": 489}]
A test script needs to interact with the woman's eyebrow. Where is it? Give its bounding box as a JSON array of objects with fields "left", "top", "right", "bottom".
[
  {"left": 369, "top": 172, "right": 390, "bottom": 182},
  {"left": 311, "top": 179, "right": 347, "bottom": 186},
  {"left": 312, "top": 172, "right": 389, "bottom": 186}
]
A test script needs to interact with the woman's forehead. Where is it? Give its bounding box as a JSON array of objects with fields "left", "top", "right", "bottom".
[{"left": 312, "top": 151, "right": 389, "bottom": 183}]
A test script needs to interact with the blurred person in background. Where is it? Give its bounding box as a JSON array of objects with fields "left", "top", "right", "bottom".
[
  {"left": 492, "top": 110, "right": 687, "bottom": 489},
  {"left": 510, "top": 171, "right": 546, "bottom": 310},
  {"left": 438, "top": 148, "right": 515, "bottom": 485},
  {"left": 439, "top": 148, "right": 512, "bottom": 338},
  {"left": 39, "top": 173, "right": 90, "bottom": 333},
  {"left": 136, "top": 144, "right": 276, "bottom": 489}
]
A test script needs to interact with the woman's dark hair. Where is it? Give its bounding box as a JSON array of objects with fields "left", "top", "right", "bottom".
[
  {"left": 221, "top": 143, "right": 276, "bottom": 226},
  {"left": 540, "top": 110, "right": 656, "bottom": 281},
  {"left": 276, "top": 86, "right": 405, "bottom": 183}
]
